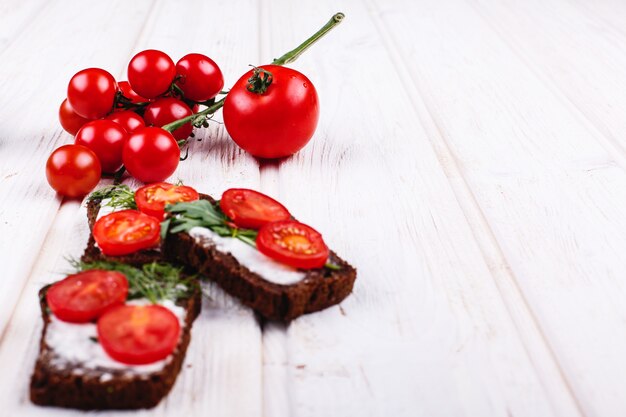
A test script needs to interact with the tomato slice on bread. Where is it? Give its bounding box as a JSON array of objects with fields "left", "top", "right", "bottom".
[
  {"left": 46, "top": 270, "right": 128, "bottom": 323},
  {"left": 256, "top": 220, "right": 329, "bottom": 269},
  {"left": 93, "top": 210, "right": 160, "bottom": 256},
  {"left": 97, "top": 304, "right": 181, "bottom": 365},
  {"left": 135, "top": 182, "right": 199, "bottom": 219},
  {"left": 220, "top": 188, "right": 290, "bottom": 229}
]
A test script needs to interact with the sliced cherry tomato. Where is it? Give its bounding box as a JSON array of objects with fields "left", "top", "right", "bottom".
[
  {"left": 127, "top": 50, "right": 176, "bottom": 99},
  {"left": 46, "top": 270, "right": 128, "bottom": 323},
  {"left": 93, "top": 210, "right": 160, "bottom": 256},
  {"left": 135, "top": 182, "right": 199, "bottom": 219},
  {"left": 256, "top": 220, "right": 329, "bottom": 269},
  {"left": 220, "top": 188, "right": 290, "bottom": 229},
  {"left": 122, "top": 127, "right": 180, "bottom": 183},
  {"left": 106, "top": 110, "right": 145, "bottom": 134},
  {"left": 46, "top": 144, "right": 101, "bottom": 198},
  {"left": 75, "top": 120, "right": 128, "bottom": 173},
  {"left": 117, "top": 81, "right": 150, "bottom": 104},
  {"left": 175, "top": 53, "right": 224, "bottom": 102},
  {"left": 59, "top": 99, "right": 93, "bottom": 135},
  {"left": 67, "top": 68, "right": 117, "bottom": 119},
  {"left": 97, "top": 304, "right": 180, "bottom": 365},
  {"left": 143, "top": 98, "right": 193, "bottom": 140}
]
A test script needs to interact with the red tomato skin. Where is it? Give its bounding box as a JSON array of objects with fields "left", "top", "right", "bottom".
[
  {"left": 75, "top": 120, "right": 129, "bottom": 173},
  {"left": 135, "top": 182, "right": 199, "bottom": 219},
  {"left": 105, "top": 110, "right": 145, "bottom": 134},
  {"left": 220, "top": 188, "right": 291, "bottom": 229},
  {"left": 256, "top": 220, "right": 329, "bottom": 269},
  {"left": 59, "top": 99, "right": 92, "bottom": 135},
  {"left": 143, "top": 98, "right": 193, "bottom": 140},
  {"left": 127, "top": 50, "right": 176, "bottom": 99},
  {"left": 46, "top": 270, "right": 128, "bottom": 323},
  {"left": 223, "top": 65, "right": 319, "bottom": 159},
  {"left": 46, "top": 145, "right": 101, "bottom": 198},
  {"left": 67, "top": 68, "right": 117, "bottom": 119},
  {"left": 93, "top": 210, "right": 161, "bottom": 256},
  {"left": 97, "top": 304, "right": 181, "bottom": 365},
  {"left": 175, "top": 53, "right": 224, "bottom": 102},
  {"left": 117, "top": 80, "right": 150, "bottom": 104},
  {"left": 122, "top": 127, "right": 180, "bottom": 183}
]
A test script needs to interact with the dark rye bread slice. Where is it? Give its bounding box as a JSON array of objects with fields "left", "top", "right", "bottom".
[
  {"left": 83, "top": 198, "right": 162, "bottom": 266},
  {"left": 163, "top": 195, "right": 357, "bottom": 322},
  {"left": 30, "top": 282, "right": 201, "bottom": 410}
]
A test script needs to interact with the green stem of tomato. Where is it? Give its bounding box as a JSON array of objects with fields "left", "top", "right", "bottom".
[
  {"left": 272, "top": 12, "right": 345, "bottom": 65},
  {"left": 161, "top": 12, "right": 345, "bottom": 135}
]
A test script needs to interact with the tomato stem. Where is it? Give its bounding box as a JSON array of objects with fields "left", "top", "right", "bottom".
[
  {"left": 161, "top": 12, "right": 345, "bottom": 135},
  {"left": 272, "top": 12, "right": 345, "bottom": 66}
]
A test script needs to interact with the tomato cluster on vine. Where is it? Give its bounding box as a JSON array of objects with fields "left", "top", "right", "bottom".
[{"left": 48, "top": 49, "right": 225, "bottom": 197}]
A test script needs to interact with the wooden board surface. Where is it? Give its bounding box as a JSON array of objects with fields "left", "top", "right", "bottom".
[{"left": 0, "top": 0, "right": 624, "bottom": 416}]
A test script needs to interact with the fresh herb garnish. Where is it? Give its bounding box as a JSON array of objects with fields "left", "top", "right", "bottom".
[
  {"left": 87, "top": 184, "right": 137, "bottom": 210},
  {"left": 161, "top": 200, "right": 341, "bottom": 271},
  {"left": 70, "top": 259, "right": 194, "bottom": 303}
]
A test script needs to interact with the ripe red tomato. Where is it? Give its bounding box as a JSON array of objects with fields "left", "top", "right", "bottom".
[
  {"left": 135, "top": 182, "right": 199, "bottom": 219},
  {"left": 223, "top": 65, "right": 319, "bottom": 159},
  {"left": 67, "top": 68, "right": 117, "bottom": 119},
  {"left": 93, "top": 210, "right": 161, "bottom": 256},
  {"left": 127, "top": 50, "right": 176, "bottom": 99},
  {"left": 220, "top": 188, "right": 290, "bottom": 229},
  {"left": 46, "top": 270, "right": 128, "bottom": 323},
  {"left": 59, "top": 99, "right": 92, "bottom": 135},
  {"left": 256, "top": 220, "right": 329, "bottom": 269},
  {"left": 105, "top": 110, "right": 145, "bottom": 134},
  {"left": 143, "top": 98, "right": 193, "bottom": 140},
  {"left": 46, "top": 144, "right": 101, "bottom": 198},
  {"left": 117, "top": 80, "right": 150, "bottom": 104},
  {"left": 97, "top": 305, "right": 180, "bottom": 365},
  {"left": 122, "top": 127, "right": 180, "bottom": 183},
  {"left": 175, "top": 53, "right": 224, "bottom": 102},
  {"left": 75, "top": 120, "right": 129, "bottom": 173}
]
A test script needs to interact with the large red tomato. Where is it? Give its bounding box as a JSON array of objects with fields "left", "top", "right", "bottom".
[
  {"left": 122, "top": 127, "right": 180, "bottom": 183},
  {"left": 223, "top": 65, "right": 319, "bottom": 159},
  {"left": 45, "top": 144, "right": 101, "bottom": 198}
]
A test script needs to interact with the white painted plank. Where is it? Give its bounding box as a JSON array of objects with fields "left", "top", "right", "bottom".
[
  {"left": 0, "top": 0, "right": 47, "bottom": 53},
  {"left": 257, "top": 1, "right": 578, "bottom": 416},
  {"left": 373, "top": 0, "right": 626, "bottom": 415},
  {"left": 0, "top": 0, "right": 154, "bottom": 341}
]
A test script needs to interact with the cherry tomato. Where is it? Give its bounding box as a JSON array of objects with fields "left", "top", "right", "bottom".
[
  {"left": 143, "top": 98, "right": 193, "bottom": 140},
  {"left": 135, "top": 182, "right": 199, "bottom": 219},
  {"left": 127, "top": 50, "right": 176, "bottom": 99},
  {"left": 46, "top": 144, "right": 101, "bottom": 198},
  {"left": 256, "top": 220, "right": 329, "bottom": 269},
  {"left": 93, "top": 210, "right": 160, "bottom": 256},
  {"left": 97, "top": 305, "right": 180, "bottom": 365},
  {"left": 105, "top": 110, "right": 145, "bottom": 134},
  {"left": 223, "top": 65, "right": 319, "bottom": 159},
  {"left": 117, "top": 80, "right": 150, "bottom": 104},
  {"left": 75, "top": 120, "right": 128, "bottom": 173},
  {"left": 59, "top": 99, "right": 92, "bottom": 135},
  {"left": 220, "top": 188, "right": 290, "bottom": 229},
  {"left": 123, "top": 127, "right": 180, "bottom": 183},
  {"left": 67, "top": 68, "right": 117, "bottom": 119},
  {"left": 46, "top": 270, "right": 128, "bottom": 323},
  {"left": 175, "top": 53, "right": 224, "bottom": 102}
]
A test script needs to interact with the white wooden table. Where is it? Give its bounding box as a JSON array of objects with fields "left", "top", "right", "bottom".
[{"left": 1, "top": 0, "right": 625, "bottom": 416}]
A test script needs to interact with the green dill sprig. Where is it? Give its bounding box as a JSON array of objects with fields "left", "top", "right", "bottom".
[
  {"left": 161, "top": 200, "right": 341, "bottom": 271},
  {"left": 87, "top": 184, "right": 137, "bottom": 210},
  {"left": 69, "top": 259, "right": 194, "bottom": 303}
]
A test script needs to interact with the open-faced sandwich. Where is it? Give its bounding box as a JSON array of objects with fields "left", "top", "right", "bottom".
[
  {"left": 30, "top": 260, "right": 201, "bottom": 409},
  {"left": 84, "top": 183, "right": 356, "bottom": 321}
]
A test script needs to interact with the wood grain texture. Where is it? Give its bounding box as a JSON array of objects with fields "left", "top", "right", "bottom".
[{"left": 374, "top": 0, "right": 626, "bottom": 415}]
